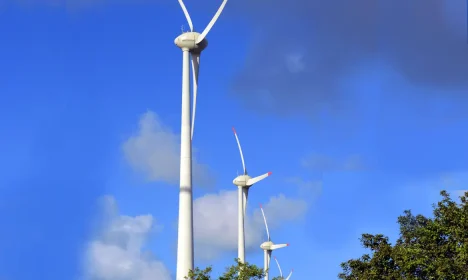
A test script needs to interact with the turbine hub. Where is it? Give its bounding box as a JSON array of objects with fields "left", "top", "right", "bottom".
[
  {"left": 233, "top": 174, "right": 252, "bottom": 187},
  {"left": 174, "top": 32, "right": 208, "bottom": 52}
]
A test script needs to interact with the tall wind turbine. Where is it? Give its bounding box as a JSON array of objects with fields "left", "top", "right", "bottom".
[
  {"left": 260, "top": 204, "right": 289, "bottom": 280},
  {"left": 232, "top": 127, "right": 272, "bottom": 263},
  {"left": 273, "top": 257, "right": 293, "bottom": 280},
  {"left": 174, "top": 1, "right": 228, "bottom": 279}
]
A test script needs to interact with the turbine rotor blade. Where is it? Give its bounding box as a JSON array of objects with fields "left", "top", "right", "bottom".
[
  {"left": 177, "top": 0, "right": 193, "bottom": 31},
  {"left": 271, "top": 243, "right": 289, "bottom": 250},
  {"left": 285, "top": 269, "right": 293, "bottom": 280},
  {"left": 274, "top": 257, "right": 283, "bottom": 277},
  {"left": 190, "top": 53, "right": 200, "bottom": 140},
  {"left": 246, "top": 172, "right": 272, "bottom": 186},
  {"left": 196, "top": 0, "right": 228, "bottom": 44},
  {"left": 267, "top": 250, "right": 272, "bottom": 271},
  {"left": 232, "top": 127, "right": 247, "bottom": 174},
  {"left": 243, "top": 188, "right": 249, "bottom": 217},
  {"left": 259, "top": 204, "right": 270, "bottom": 241}
]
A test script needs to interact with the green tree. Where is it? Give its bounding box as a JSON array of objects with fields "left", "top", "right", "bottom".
[
  {"left": 186, "top": 258, "right": 266, "bottom": 280},
  {"left": 339, "top": 190, "right": 468, "bottom": 279}
]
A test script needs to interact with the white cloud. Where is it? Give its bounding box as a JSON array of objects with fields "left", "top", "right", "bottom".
[
  {"left": 123, "top": 110, "right": 213, "bottom": 188},
  {"left": 285, "top": 52, "right": 306, "bottom": 73},
  {"left": 301, "top": 154, "right": 365, "bottom": 172},
  {"left": 193, "top": 190, "right": 307, "bottom": 260},
  {"left": 84, "top": 196, "right": 171, "bottom": 280}
]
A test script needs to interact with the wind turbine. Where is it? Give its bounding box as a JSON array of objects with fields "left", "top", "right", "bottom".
[
  {"left": 174, "top": 0, "right": 228, "bottom": 279},
  {"left": 232, "top": 127, "right": 272, "bottom": 263},
  {"left": 273, "top": 257, "right": 293, "bottom": 280},
  {"left": 260, "top": 204, "right": 289, "bottom": 280}
]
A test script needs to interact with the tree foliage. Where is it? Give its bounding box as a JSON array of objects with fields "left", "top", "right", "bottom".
[
  {"left": 186, "top": 258, "right": 266, "bottom": 280},
  {"left": 339, "top": 190, "right": 468, "bottom": 279}
]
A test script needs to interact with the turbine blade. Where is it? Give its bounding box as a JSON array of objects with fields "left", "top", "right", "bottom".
[
  {"left": 271, "top": 243, "right": 289, "bottom": 250},
  {"left": 196, "top": 0, "right": 228, "bottom": 44},
  {"left": 267, "top": 250, "right": 272, "bottom": 271},
  {"left": 232, "top": 127, "right": 247, "bottom": 175},
  {"left": 190, "top": 53, "right": 200, "bottom": 140},
  {"left": 259, "top": 204, "right": 270, "bottom": 241},
  {"left": 246, "top": 172, "right": 272, "bottom": 186},
  {"left": 285, "top": 269, "right": 293, "bottom": 280},
  {"left": 274, "top": 257, "right": 283, "bottom": 277},
  {"left": 177, "top": 0, "right": 193, "bottom": 31},
  {"left": 243, "top": 188, "right": 249, "bottom": 217}
]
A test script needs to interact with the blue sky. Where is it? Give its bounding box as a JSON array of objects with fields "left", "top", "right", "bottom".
[{"left": 0, "top": 0, "right": 467, "bottom": 279}]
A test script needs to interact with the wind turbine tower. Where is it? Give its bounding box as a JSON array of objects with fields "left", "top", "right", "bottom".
[
  {"left": 232, "top": 127, "right": 272, "bottom": 263},
  {"left": 260, "top": 204, "right": 289, "bottom": 280},
  {"left": 174, "top": 0, "right": 228, "bottom": 279}
]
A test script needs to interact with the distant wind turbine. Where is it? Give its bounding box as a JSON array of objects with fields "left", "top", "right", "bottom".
[
  {"left": 274, "top": 257, "right": 293, "bottom": 280},
  {"left": 260, "top": 204, "right": 289, "bottom": 280},
  {"left": 232, "top": 127, "right": 272, "bottom": 263},
  {"left": 174, "top": 0, "right": 228, "bottom": 279}
]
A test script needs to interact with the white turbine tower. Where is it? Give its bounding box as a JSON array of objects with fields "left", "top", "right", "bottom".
[
  {"left": 273, "top": 257, "right": 293, "bottom": 280},
  {"left": 232, "top": 127, "right": 272, "bottom": 263},
  {"left": 260, "top": 204, "right": 289, "bottom": 280},
  {"left": 174, "top": 1, "right": 228, "bottom": 279}
]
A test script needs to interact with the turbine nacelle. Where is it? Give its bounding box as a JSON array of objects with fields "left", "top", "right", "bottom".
[
  {"left": 233, "top": 174, "right": 252, "bottom": 187},
  {"left": 174, "top": 32, "right": 208, "bottom": 53},
  {"left": 232, "top": 172, "right": 272, "bottom": 188},
  {"left": 260, "top": 241, "right": 289, "bottom": 251},
  {"left": 260, "top": 241, "right": 274, "bottom": 250}
]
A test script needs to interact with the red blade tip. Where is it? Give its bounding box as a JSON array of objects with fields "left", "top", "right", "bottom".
[
  {"left": 259, "top": 203, "right": 263, "bottom": 208},
  {"left": 268, "top": 171, "right": 272, "bottom": 176},
  {"left": 232, "top": 127, "right": 236, "bottom": 134},
  {"left": 286, "top": 243, "right": 290, "bottom": 246}
]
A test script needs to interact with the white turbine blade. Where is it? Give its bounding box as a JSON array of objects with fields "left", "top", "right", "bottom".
[
  {"left": 259, "top": 204, "right": 270, "bottom": 241},
  {"left": 232, "top": 127, "right": 246, "bottom": 175},
  {"left": 196, "top": 0, "right": 228, "bottom": 44},
  {"left": 190, "top": 53, "right": 200, "bottom": 140},
  {"left": 274, "top": 257, "right": 283, "bottom": 277},
  {"left": 271, "top": 243, "right": 289, "bottom": 250},
  {"left": 177, "top": 0, "right": 193, "bottom": 31},
  {"left": 267, "top": 250, "right": 272, "bottom": 272},
  {"left": 246, "top": 172, "right": 272, "bottom": 186},
  {"left": 285, "top": 269, "right": 293, "bottom": 280},
  {"left": 243, "top": 188, "right": 249, "bottom": 217}
]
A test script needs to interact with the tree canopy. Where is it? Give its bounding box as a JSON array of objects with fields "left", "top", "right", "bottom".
[
  {"left": 186, "top": 258, "right": 285, "bottom": 280},
  {"left": 186, "top": 258, "right": 265, "bottom": 280},
  {"left": 339, "top": 190, "right": 468, "bottom": 279}
]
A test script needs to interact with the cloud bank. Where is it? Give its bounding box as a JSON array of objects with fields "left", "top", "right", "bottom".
[
  {"left": 84, "top": 196, "right": 171, "bottom": 280},
  {"left": 123, "top": 111, "right": 213, "bottom": 188},
  {"left": 193, "top": 190, "right": 308, "bottom": 260},
  {"left": 231, "top": 0, "right": 468, "bottom": 117}
]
